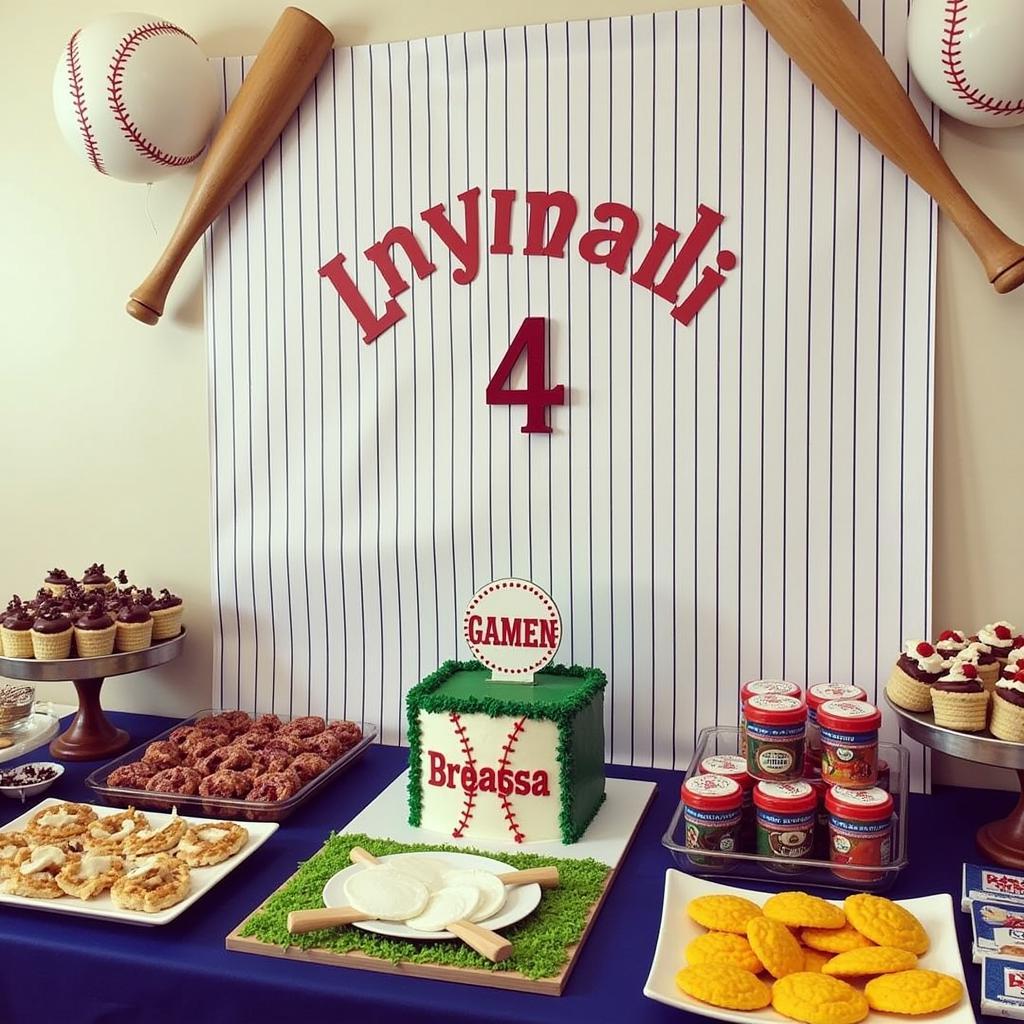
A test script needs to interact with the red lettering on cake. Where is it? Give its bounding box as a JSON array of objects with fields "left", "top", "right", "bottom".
[
  {"left": 424, "top": 752, "right": 550, "bottom": 802},
  {"left": 499, "top": 616, "right": 522, "bottom": 646},
  {"left": 428, "top": 750, "right": 446, "bottom": 786},
  {"left": 478, "top": 766, "right": 496, "bottom": 792},
  {"left": 497, "top": 768, "right": 513, "bottom": 795},
  {"left": 531, "top": 773, "right": 551, "bottom": 797},
  {"left": 538, "top": 618, "right": 557, "bottom": 648},
  {"left": 514, "top": 769, "right": 531, "bottom": 795},
  {"left": 446, "top": 762, "right": 459, "bottom": 789},
  {"left": 465, "top": 614, "right": 558, "bottom": 649}
]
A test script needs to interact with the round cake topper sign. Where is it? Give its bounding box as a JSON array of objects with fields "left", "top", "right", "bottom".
[{"left": 463, "top": 578, "right": 561, "bottom": 683}]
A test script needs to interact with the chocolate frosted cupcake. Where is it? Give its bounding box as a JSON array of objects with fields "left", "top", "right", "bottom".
[
  {"left": 1, "top": 599, "right": 34, "bottom": 659},
  {"left": 149, "top": 588, "right": 183, "bottom": 641},
  {"left": 886, "top": 640, "right": 948, "bottom": 712},
  {"left": 31, "top": 606, "right": 73, "bottom": 660},
  {"left": 991, "top": 670, "right": 1024, "bottom": 743},
  {"left": 114, "top": 600, "right": 153, "bottom": 653},
  {"left": 1002, "top": 646, "right": 1024, "bottom": 681},
  {"left": 955, "top": 641, "right": 1001, "bottom": 692},
  {"left": 935, "top": 629, "right": 968, "bottom": 659},
  {"left": 81, "top": 563, "right": 114, "bottom": 594},
  {"left": 976, "top": 622, "right": 1018, "bottom": 667},
  {"left": 930, "top": 662, "right": 989, "bottom": 733},
  {"left": 73, "top": 603, "right": 116, "bottom": 658},
  {"left": 42, "top": 568, "right": 74, "bottom": 598}
]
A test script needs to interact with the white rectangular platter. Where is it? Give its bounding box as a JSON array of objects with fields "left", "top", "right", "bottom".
[
  {"left": 0, "top": 798, "right": 278, "bottom": 927},
  {"left": 643, "top": 870, "right": 972, "bottom": 1023},
  {"left": 341, "top": 770, "right": 656, "bottom": 868}
]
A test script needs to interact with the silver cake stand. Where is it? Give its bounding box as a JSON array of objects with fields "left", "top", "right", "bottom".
[
  {"left": 885, "top": 692, "right": 1024, "bottom": 868},
  {"left": 0, "top": 628, "right": 185, "bottom": 761}
]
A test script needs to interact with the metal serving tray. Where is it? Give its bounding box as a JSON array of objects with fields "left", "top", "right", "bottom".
[
  {"left": 85, "top": 708, "right": 376, "bottom": 823},
  {"left": 662, "top": 726, "right": 910, "bottom": 892}
]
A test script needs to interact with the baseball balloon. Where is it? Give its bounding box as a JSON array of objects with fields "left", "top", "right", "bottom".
[
  {"left": 907, "top": 0, "right": 1024, "bottom": 128},
  {"left": 53, "top": 13, "right": 219, "bottom": 182}
]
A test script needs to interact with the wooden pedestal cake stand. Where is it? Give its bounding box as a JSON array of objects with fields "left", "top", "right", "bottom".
[
  {"left": 0, "top": 628, "right": 186, "bottom": 761},
  {"left": 886, "top": 692, "right": 1024, "bottom": 868}
]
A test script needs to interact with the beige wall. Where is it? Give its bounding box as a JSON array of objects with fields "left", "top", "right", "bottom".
[{"left": 3, "top": 0, "right": 1022, "bottom": 784}]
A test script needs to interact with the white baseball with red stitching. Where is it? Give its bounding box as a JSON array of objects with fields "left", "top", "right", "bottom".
[
  {"left": 52, "top": 12, "right": 219, "bottom": 182},
  {"left": 908, "top": 0, "right": 1024, "bottom": 128}
]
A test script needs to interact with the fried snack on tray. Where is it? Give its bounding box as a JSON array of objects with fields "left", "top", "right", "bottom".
[
  {"left": 289, "top": 752, "right": 329, "bottom": 785},
  {"left": 196, "top": 745, "right": 253, "bottom": 775},
  {"left": 83, "top": 808, "right": 150, "bottom": 852},
  {"left": 141, "top": 740, "right": 183, "bottom": 770},
  {"left": 123, "top": 808, "right": 187, "bottom": 856},
  {"left": 302, "top": 731, "right": 344, "bottom": 762},
  {"left": 110, "top": 854, "right": 190, "bottom": 913},
  {"left": 251, "top": 751, "right": 294, "bottom": 775},
  {"left": 174, "top": 821, "right": 247, "bottom": 866},
  {"left": 56, "top": 851, "right": 125, "bottom": 899},
  {"left": 199, "top": 769, "right": 252, "bottom": 799},
  {"left": 253, "top": 713, "right": 282, "bottom": 732},
  {"left": 2, "top": 845, "right": 66, "bottom": 898},
  {"left": 246, "top": 770, "right": 301, "bottom": 802},
  {"left": 260, "top": 734, "right": 305, "bottom": 757},
  {"left": 280, "top": 715, "right": 326, "bottom": 738},
  {"left": 25, "top": 802, "right": 97, "bottom": 843},
  {"left": 326, "top": 719, "right": 362, "bottom": 749},
  {"left": 106, "top": 762, "right": 157, "bottom": 789},
  {"left": 145, "top": 767, "right": 202, "bottom": 796},
  {"left": 182, "top": 734, "right": 230, "bottom": 763},
  {"left": 167, "top": 724, "right": 198, "bottom": 748}
]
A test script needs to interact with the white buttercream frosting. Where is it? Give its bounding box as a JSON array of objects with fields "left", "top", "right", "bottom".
[
  {"left": 935, "top": 629, "right": 967, "bottom": 654},
  {"left": 938, "top": 662, "right": 980, "bottom": 684},
  {"left": 902, "top": 641, "right": 947, "bottom": 674},
  {"left": 38, "top": 810, "right": 78, "bottom": 829},
  {"left": 997, "top": 678, "right": 1024, "bottom": 697},
  {"left": 20, "top": 845, "right": 65, "bottom": 875},
  {"left": 979, "top": 622, "right": 1017, "bottom": 648},
  {"left": 956, "top": 641, "right": 992, "bottom": 666},
  {"left": 79, "top": 853, "right": 114, "bottom": 878}
]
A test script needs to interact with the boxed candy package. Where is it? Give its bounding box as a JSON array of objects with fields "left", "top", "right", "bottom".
[
  {"left": 982, "top": 956, "right": 1024, "bottom": 1018},
  {"left": 964, "top": 863, "right": 1024, "bottom": 913},
  {"left": 973, "top": 900, "right": 1024, "bottom": 964}
]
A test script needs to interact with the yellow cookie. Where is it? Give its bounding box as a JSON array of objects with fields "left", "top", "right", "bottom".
[
  {"left": 802, "top": 947, "right": 832, "bottom": 973},
  {"left": 772, "top": 972, "right": 870, "bottom": 1024},
  {"left": 822, "top": 946, "right": 917, "bottom": 976},
  {"left": 764, "top": 891, "right": 846, "bottom": 930},
  {"left": 675, "top": 963, "right": 771, "bottom": 1011},
  {"left": 747, "top": 915, "right": 804, "bottom": 979},
  {"left": 686, "top": 894, "right": 762, "bottom": 935},
  {"left": 844, "top": 893, "right": 929, "bottom": 955},
  {"left": 802, "top": 923, "right": 875, "bottom": 953},
  {"left": 686, "top": 931, "right": 763, "bottom": 974},
  {"left": 864, "top": 969, "right": 963, "bottom": 1014}
]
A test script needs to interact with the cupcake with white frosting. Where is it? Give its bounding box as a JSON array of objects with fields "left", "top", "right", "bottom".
[
  {"left": 1002, "top": 646, "right": 1024, "bottom": 682},
  {"left": 976, "top": 622, "right": 1018, "bottom": 668},
  {"left": 990, "top": 669, "right": 1024, "bottom": 743},
  {"left": 886, "top": 640, "right": 948, "bottom": 712},
  {"left": 935, "top": 629, "right": 968, "bottom": 659},
  {"left": 955, "top": 640, "right": 1001, "bottom": 692},
  {"left": 930, "top": 662, "right": 989, "bottom": 733}
]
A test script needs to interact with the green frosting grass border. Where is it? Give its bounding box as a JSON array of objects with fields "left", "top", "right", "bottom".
[
  {"left": 406, "top": 659, "right": 607, "bottom": 840},
  {"left": 237, "top": 832, "right": 611, "bottom": 980}
]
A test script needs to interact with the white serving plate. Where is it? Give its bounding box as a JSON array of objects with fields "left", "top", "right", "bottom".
[
  {"left": 323, "top": 851, "right": 542, "bottom": 940},
  {"left": 643, "top": 870, "right": 972, "bottom": 1023},
  {"left": 0, "top": 711, "right": 60, "bottom": 764},
  {"left": 0, "top": 798, "right": 278, "bottom": 926}
]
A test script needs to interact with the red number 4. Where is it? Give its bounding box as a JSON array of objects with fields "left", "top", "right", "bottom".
[{"left": 485, "top": 317, "right": 565, "bottom": 434}]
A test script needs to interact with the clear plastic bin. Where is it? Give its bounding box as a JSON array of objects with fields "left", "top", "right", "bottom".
[{"left": 662, "top": 726, "right": 909, "bottom": 892}]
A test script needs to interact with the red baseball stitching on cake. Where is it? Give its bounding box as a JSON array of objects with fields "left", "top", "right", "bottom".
[
  {"left": 106, "top": 22, "right": 206, "bottom": 168},
  {"left": 66, "top": 30, "right": 105, "bottom": 174},
  {"left": 449, "top": 712, "right": 477, "bottom": 838},
  {"left": 497, "top": 716, "right": 528, "bottom": 843},
  {"left": 941, "top": 0, "right": 1024, "bottom": 116}
]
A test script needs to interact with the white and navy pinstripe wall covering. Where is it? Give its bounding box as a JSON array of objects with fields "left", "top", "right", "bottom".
[{"left": 205, "top": 3, "right": 936, "bottom": 788}]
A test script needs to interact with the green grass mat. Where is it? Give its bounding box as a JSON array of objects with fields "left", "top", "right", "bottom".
[{"left": 238, "top": 832, "right": 611, "bottom": 979}]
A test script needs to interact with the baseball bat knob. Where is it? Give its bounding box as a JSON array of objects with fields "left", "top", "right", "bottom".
[
  {"left": 126, "top": 297, "right": 162, "bottom": 325},
  {"left": 992, "top": 256, "right": 1024, "bottom": 295}
]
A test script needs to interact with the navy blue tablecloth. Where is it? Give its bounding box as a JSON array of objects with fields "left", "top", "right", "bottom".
[{"left": 0, "top": 712, "right": 1008, "bottom": 1023}]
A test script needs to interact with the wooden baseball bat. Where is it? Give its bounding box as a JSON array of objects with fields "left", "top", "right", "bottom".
[
  {"left": 127, "top": 7, "right": 334, "bottom": 324},
  {"left": 744, "top": 0, "right": 1024, "bottom": 294}
]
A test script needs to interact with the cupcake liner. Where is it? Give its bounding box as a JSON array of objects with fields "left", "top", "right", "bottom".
[
  {"left": 31, "top": 627, "right": 73, "bottom": 661},
  {"left": 74, "top": 623, "right": 116, "bottom": 658},
  {"left": 82, "top": 581, "right": 116, "bottom": 594},
  {"left": 1, "top": 628, "right": 34, "bottom": 659},
  {"left": 115, "top": 618, "right": 153, "bottom": 653},
  {"left": 150, "top": 604, "right": 184, "bottom": 642},
  {"left": 991, "top": 697, "right": 1024, "bottom": 743},
  {"left": 978, "top": 662, "right": 1001, "bottom": 694},
  {"left": 885, "top": 665, "right": 934, "bottom": 712},
  {"left": 930, "top": 688, "right": 989, "bottom": 732}
]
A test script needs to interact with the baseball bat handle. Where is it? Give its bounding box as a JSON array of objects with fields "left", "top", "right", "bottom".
[
  {"left": 127, "top": 7, "right": 334, "bottom": 324},
  {"left": 744, "top": 0, "right": 1024, "bottom": 293}
]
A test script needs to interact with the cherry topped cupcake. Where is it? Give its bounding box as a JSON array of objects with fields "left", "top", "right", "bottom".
[
  {"left": 73, "top": 602, "right": 116, "bottom": 658},
  {"left": 114, "top": 599, "right": 153, "bottom": 653},
  {"left": 42, "top": 568, "right": 74, "bottom": 598},
  {"left": 81, "top": 563, "right": 114, "bottom": 594},
  {"left": 31, "top": 605, "right": 73, "bottom": 660},
  {"left": 150, "top": 588, "right": 184, "bottom": 641},
  {"left": 955, "top": 640, "right": 1000, "bottom": 691},
  {"left": 990, "top": 670, "right": 1024, "bottom": 743},
  {"left": 1003, "top": 645, "right": 1024, "bottom": 681},
  {"left": 1, "top": 598, "right": 35, "bottom": 659},
  {"left": 976, "top": 622, "right": 1018, "bottom": 667},
  {"left": 935, "top": 629, "right": 968, "bottom": 659},
  {"left": 930, "top": 662, "right": 989, "bottom": 733},
  {"left": 886, "top": 640, "right": 948, "bottom": 712}
]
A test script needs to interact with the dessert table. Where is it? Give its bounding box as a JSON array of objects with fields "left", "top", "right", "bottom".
[{"left": 0, "top": 711, "right": 1003, "bottom": 1023}]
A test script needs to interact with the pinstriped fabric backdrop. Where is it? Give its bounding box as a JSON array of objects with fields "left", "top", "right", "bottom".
[{"left": 204, "top": 3, "right": 937, "bottom": 788}]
